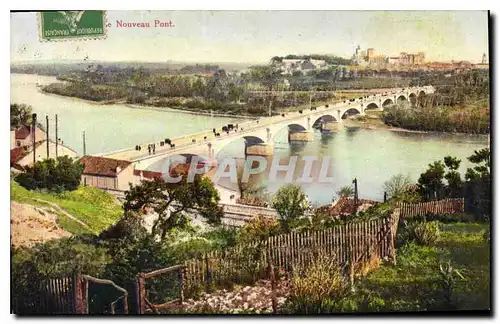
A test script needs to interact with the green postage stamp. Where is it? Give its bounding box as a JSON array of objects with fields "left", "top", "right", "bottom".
[{"left": 38, "top": 11, "right": 107, "bottom": 41}]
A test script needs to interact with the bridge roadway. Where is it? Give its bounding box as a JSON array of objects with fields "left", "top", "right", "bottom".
[{"left": 101, "top": 86, "right": 434, "bottom": 169}]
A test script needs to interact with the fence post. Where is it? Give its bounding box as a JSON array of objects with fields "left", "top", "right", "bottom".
[
  {"left": 135, "top": 273, "right": 146, "bottom": 315},
  {"left": 73, "top": 274, "right": 87, "bottom": 314},
  {"left": 123, "top": 294, "right": 129, "bottom": 314},
  {"left": 387, "top": 215, "right": 396, "bottom": 265},
  {"left": 205, "top": 255, "right": 213, "bottom": 293},
  {"left": 179, "top": 267, "right": 185, "bottom": 305},
  {"left": 267, "top": 260, "right": 278, "bottom": 315}
]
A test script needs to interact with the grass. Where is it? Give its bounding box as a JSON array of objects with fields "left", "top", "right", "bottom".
[
  {"left": 11, "top": 180, "right": 123, "bottom": 234},
  {"left": 356, "top": 221, "right": 490, "bottom": 312}
]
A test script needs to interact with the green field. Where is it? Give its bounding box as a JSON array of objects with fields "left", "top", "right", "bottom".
[
  {"left": 358, "top": 222, "right": 490, "bottom": 312},
  {"left": 11, "top": 181, "right": 123, "bottom": 234}
]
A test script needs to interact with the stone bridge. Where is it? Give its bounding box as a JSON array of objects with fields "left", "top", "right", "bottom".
[{"left": 102, "top": 86, "right": 434, "bottom": 170}]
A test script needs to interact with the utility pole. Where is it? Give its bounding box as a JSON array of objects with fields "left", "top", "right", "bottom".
[
  {"left": 352, "top": 178, "right": 359, "bottom": 213},
  {"left": 55, "top": 114, "right": 59, "bottom": 159},
  {"left": 82, "top": 130, "right": 86, "bottom": 156},
  {"left": 32, "top": 113, "right": 37, "bottom": 166},
  {"left": 46, "top": 115, "right": 49, "bottom": 159}
]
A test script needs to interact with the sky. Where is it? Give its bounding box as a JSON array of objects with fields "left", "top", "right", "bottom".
[{"left": 10, "top": 10, "right": 489, "bottom": 64}]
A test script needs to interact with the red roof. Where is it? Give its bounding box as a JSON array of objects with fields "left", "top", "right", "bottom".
[
  {"left": 15, "top": 126, "right": 32, "bottom": 140},
  {"left": 79, "top": 156, "right": 132, "bottom": 177},
  {"left": 133, "top": 169, "right": 163, "bottom": 180},
  {"left": 10, "top": 147, "right": 28, "bottom": 165},
  {"left": 14, "top": 125, "right": 45, "bottom": 140}
]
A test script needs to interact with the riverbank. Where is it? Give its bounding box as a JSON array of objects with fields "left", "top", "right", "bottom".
[
  {"left": 124, "top": 103, "right": 258, "bottom": 119},
  {"left": 345, "top": 113, "right": 490, "bottom": 137},
  {"left": 38, "top": 87, "right": 127, "bottom": 106}
]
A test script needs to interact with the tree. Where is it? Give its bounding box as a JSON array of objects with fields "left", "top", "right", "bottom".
[
  {"left": 443, "top": 156, "right": 463, "bottom": 197},
  {"left": 384, "top": 173, "right": 413, "bottom": 199},
  {"left": 336, "top": 185, "right": 354, "bottom": 199},
  {"left": 465, "top": 148, "right": 490, "bottom": 181},
  {"left": 15, "top": 156, "right": 84, "bottom": 192},
  {"left": 272, "top": 184, "right": 310, "bottom": 232},
  {"left": 123, "top": 175, "right": 223, "bottom": 240},
  {"left": 464, "top": 148, "right": 491, "bottom": 220},
  {"left": 10, "top": 103, "right": 33, "bottom": 130},
  {"left": 418, "top": 161, "right": 446, "bottom": 200}
]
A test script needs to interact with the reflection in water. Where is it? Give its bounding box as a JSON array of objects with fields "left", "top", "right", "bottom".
[{"left": 151, "top": 127, "right": 488, "bottom": 205}]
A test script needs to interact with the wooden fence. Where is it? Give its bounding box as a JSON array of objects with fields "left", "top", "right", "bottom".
[
  {"left": 12, "top": 276, "right": 77, "bottom": 314},
  {"left": 183, "top": 210, "right": 400, "bottom": 297},
  {"left": 12, "top": 274, "right": 129, "bottom": 315},
  {"left": 135, "top": 265, "right": 186, "bottom": 314},
  {"left": 397, "top": 198, "right": 464, "bottom": 219}
]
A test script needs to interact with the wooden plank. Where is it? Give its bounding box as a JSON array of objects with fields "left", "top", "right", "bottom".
[{"left": 143, "top": 265, "right": 185, "bottom": 279}]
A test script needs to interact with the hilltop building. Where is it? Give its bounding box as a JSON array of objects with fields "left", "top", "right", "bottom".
[
  {"left": 476, "top": 53, "right": 489, "bottom": 70},
  {"left": 352, "top": 45, "right": 425, "bottom": 67},
  {"left": 277, "top": 58, "right": 327, "bottom": 74}
]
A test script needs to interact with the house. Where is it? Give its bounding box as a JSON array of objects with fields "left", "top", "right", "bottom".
[
  {"left": 10, "top": 140, "right": 77, "bottom": 171},
  {"left": 79, "top": 156, "right": 165, "bottom": 191},
  {"left": 12, "top": 125, "right": 46, "bottom": 148},
  {"left": 133, "top": 169, "right": 164, "bottom": 181},
  {"left": 79, "top": 156, "right": 136, "bottom": 191}
]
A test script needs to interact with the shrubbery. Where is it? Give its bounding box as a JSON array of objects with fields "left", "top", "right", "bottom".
[
  {"left": 406, "top": 221, "right": 441, "bottom": 246},
  {"left": 281, "top": 253, "right": 349, "bottom": 314},
  {"left": 15, "top": 156, "right": 84, "bottom": 192}
]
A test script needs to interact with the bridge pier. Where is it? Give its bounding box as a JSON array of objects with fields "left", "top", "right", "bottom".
[
  {"left": 288, "top": 130, "right": 313, "bottom": 142},
  {"left": 245, "top": 143, "right": 274, "bottom": 156},
  {"left": 321, "top": 122, "right": 338, "bottom": 132}
]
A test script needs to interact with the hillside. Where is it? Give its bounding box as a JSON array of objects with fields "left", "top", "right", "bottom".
[{"left": 10, "top": 181, "right": 123, "bottom": 236}]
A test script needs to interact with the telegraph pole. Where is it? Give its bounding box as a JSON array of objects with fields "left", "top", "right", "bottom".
[
  {"left": 352, "top": 178, "right": 359, "bottom": 213},
  {"left": 32, "top": 113, "right": 37, "bottom": 166},
  {"left": 46, "top": 115, "right": 50, "bottom": 159},
  {"left": 55, "top": 114, "right": 59, "bottom": 158},
  {"left": 82, "top": 130, "right": 86, "bottom": 156}
]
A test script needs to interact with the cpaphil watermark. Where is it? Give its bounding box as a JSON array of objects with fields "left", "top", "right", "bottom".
[{"left": 162, "top": 155, "right": 335, "bottom": 184}]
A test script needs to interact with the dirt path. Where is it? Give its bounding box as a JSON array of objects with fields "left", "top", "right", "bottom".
[
  {"left": 11, "top": 201, "right": 72, "bottom": 247},
  {"left": 31, "top": 198, "right": 90, "bottom": 229}
]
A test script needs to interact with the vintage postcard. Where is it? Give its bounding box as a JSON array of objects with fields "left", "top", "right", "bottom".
[{"left": 10, "top": 10, "right": 491, "bottom": 315}]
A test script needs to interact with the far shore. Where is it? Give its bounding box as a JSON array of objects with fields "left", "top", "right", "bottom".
[
  {"left": 39, "top": 87, "right": 256, "bottom": 119},
  {"left": 38, "top": 87, "right": 489, "bottom": 138}
]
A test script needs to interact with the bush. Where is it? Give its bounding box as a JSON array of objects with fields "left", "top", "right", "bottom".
[
  {"left": 282, "top": 253, "right": 349, "bottom": 314},
  {"left": 15, "top": 156, "right": 83, "bottom": 192},
  {"left": 237, "top": 215, "right": 281, "bottom": 244},
  {"left": 419, "top": 213, "right": 476, "bottom": 223},
  {"left": 407, "top": 221, "right": 441, "bottom": 246}
]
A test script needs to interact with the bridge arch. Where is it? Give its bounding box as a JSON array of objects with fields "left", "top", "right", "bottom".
[
  {"left": 341, "top": 108, "right": 361, "bottom": 119},
  {"left": 382, "top": 98, "right": 394, "bottom": 108},
  {"left": 409, "top": 92, "right": 417, "bottom": 105},
  {"left": 397, "top": 95, "right": 407, "bottom": 104},
  {"left": 365, "top": 102, "right": 380, "bottom": 111},
  {"left": 312, "top": 114, "right": 337, "bottom": 129},
  {"left": 242, "top": 135, "right": 266, "bottom": 145}
]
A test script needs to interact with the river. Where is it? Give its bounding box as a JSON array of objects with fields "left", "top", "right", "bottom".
[
  {"left": 11, "top": 73, "right": 489, "bottom": 204},
  {"left": 10, "top": 73, "right": 244, "bottom": 155}
]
